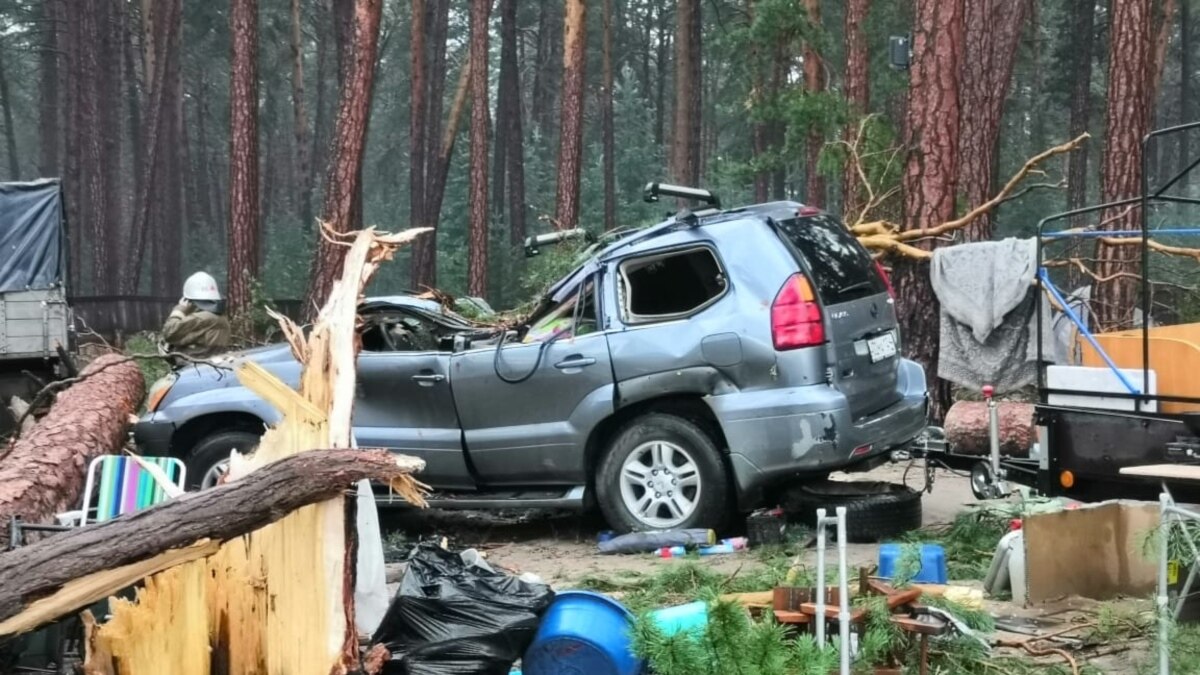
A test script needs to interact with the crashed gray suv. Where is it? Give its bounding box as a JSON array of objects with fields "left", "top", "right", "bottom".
[{"left": 134, "top": 198, "right": 928, "bottom": 532}]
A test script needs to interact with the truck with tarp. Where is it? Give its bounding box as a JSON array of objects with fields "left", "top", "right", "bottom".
[{"left": 0, "top": 179, "right": 74, "bottom": 434}]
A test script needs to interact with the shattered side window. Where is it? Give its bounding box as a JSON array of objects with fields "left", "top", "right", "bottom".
[{"left": 619, "top": 247, "right": 727, "bottom": 323}]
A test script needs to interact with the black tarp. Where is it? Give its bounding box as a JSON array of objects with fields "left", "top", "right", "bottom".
[{"left": 0, "top": 179, "right": 65, "bottom": 293}]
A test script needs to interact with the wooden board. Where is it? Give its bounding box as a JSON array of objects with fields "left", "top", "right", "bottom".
[
  {"left": 1080, "top": 323, "right": 1200, "bottom": 413},
  {"left": 1119, "top": 464, "right": 1200, "bottom": 482}
]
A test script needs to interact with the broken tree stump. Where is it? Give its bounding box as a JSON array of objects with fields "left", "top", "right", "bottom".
[
  {"left": 0, "top": 448, "right": 425, "bottom": 636},
  {"left": 0, "top": 354, "right": 144, "bottom": 543},
  {"left": 943, "top": 401, "right": 1035, "bottom": 457}
]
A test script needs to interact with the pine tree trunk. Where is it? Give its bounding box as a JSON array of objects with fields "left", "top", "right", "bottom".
[
  {"left": 409, "top": 0, "right": 451, "bottom": 290},
  {"left": 501, "top": 0, "right": 527, "bottom": 245},
  {"left": 1179, "top": 0, "right": 1192, "bottom": 183},
  {"left": 228, "top": 0, "right": 261, "bottom": 317},
  {"left": 1095, "top": 0, "right": 1153, "bottom": 331},
  {"left": 1066, "top": 0, "right": 1097, "bottom": 226},
  {"left": 121, "top": 0, "right": 143, "bottom": 212},
  {"left": 38, "top": 0, "right": 62, "bottom": 178},
  {"left": 1151, "top": 0, "right": 1179, "bottom": 108},
  {"left": 802, "top": 0, "right": 825, "bottom": 206},
  {"left": 291, "top": 0, "right": 314, "bottom": 230},
  {"left": 532, "top": 2, "right": 562, "bottom": 137},
  {"left": 0, "top": 38, "right": 20, "bottom": 180},
  {"left": 554, "top": 0, "right": 587, "bottom": 230},
  {"left": 670, "top": 0, "right": 701, "bottom": 186},
  {"left": 409, "top": 0, "right": 430, "bottom": 288},
  {"left": 842, "top": 0, "right": 870, "bottom": 218},
  {"left": 492, "top": 0, "right": 515, "bottom": 220},
  {"left": 467, "top": 0, "right": 491, "bottom": 297},
  {"left": 64, "top": 5, "right": 82, "bottom": 292},
  {"left": 602, "top": 0, "right": 616, "bottom": 230},
  {"left": 655, "top": 1, "right": 669, "bottom": 147},
  {"left": 957, "top": 0, "right": 1029, "bottom": 241},
  {"left": 304, "top": 0, "right": 384, "bottom": 316},
  {"left": 100, "top": 0, "right": 123, "bottom": 293},
  {"left": 895, "top": 0, "right": 964, "bottom": 421},
  {"left": 79, "top": 0, "right": 110, "bottom": 293}
]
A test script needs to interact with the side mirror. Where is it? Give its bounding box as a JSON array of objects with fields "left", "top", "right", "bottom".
[{"left": 888, "top": 34, "right": 911, "bottom": 71}]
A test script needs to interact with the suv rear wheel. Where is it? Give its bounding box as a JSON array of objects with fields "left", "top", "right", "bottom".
[
  {"left": 596, "top": 413, "right": 729, "bottom": 532},
  {"left": 185, "top": 430, "right": 261, "bottom": 490}
]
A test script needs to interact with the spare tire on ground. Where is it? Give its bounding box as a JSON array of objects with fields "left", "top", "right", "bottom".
[{"left": 781, "top": 481, "right": 922, "bottom": 542}]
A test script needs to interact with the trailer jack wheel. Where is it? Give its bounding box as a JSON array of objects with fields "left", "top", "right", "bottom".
[{"left": 971, "top": 461, "right": 998, "bottom": 500}]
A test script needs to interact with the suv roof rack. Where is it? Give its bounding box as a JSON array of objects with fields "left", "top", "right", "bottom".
[{"left": 643, "top": 182, "right": 722, "bottom": 209}]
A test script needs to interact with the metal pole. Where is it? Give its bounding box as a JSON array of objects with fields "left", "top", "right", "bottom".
[
  {"left": 1160, "top": 491, "right": 1171, "bottom": 675},
  {"left": 837, "top": 507, "right": 851, "bottom": 675},
  {"left": 985, "top": 385, "right": 1001, "bottom": 495},
  {"left": 816, "top": 507, "right": 827, "bottom": 646}
]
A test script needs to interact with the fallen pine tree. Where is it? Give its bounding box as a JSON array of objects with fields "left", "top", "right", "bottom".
[
  {"left": 0, "top": 448, "right": 425, "bottom": 636},
  {"left": 0, "top": 353, "right": 145, "bottom": 545}
]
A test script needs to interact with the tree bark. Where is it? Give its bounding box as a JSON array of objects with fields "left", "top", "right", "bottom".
[
  {"left": 409, "top": 0, "right": 451, "bottom": 290},
  {"left": 602, "top": 0, "right": 616, "bottom": 230},
  {"left": 467, "top": 0, "right": 491, "bottom": 297},
  {"left": 424, "top": 59, "right": 472, "bottom": 260},
  {"left": 943, "top": 401, "right": 1034, "bottom": 457},
  {"left": 532, "top": 2, "right": 562, "bottom": 136},
  {"left": 64, "top": 4, "right": 82, "bottom": 292},
  {"left": 0, "top": 355, "right": 145, "bottom": 549},
  {"left": 228, "top": 0, "right": 261, "bottom": 318},
  {"left": 305, "top": 0, "right": 384, "bottom": 316},
  {"left": 1180, "top": 0, "right": 1192, "bottom": 183},
  {"left": 409, "top": 0, "right": 429, "bottom": 288},
  {"left": 1095, "top": 0, "right": 1153, "bottom": 331},
  {"left": 0, "top": 38, "right": 19, "bottom": 180},
  {"left": 655, "top": 1, "right": 670, "bottom": 146},
  {"left": 492, "top": 0, "right": 513, "bottom": 219},
  {"left": 670, "top": 0, "right": 701, "bottom": 186},
  {"left": 121, "top": 0, "right": 143, "bottom": 209},
  {"left": 802, "top": 0, "right": 825, "bottom": 206},
  {"left": 842, "top": 0, "right": 870, "bottom": 217},
  {"left": 79, "top": 0, "right": 111, "bottom": 293},
  {"left": 1066, "top": 0, "right": 1097, "bottom": 226},
  {"left": 554, "top": 0, "right": 587, "bottom": 230},
  {"left": 501, "top": 0, "right": 527, "bottom": 245},
  {"left": 38, "top": 0, "right": 62, "bottom": 178},
  {"left": 896, "top": 0, "right": 965, "bottom": 421},
  {"left": 1151, "top": 0, "right": 1179, "bottom": 109},
  {"left": 0, "top": 449, "right": 421, "bottom": 634},
  {"left": 291, "top": 0, "right": 314, "bottom": 229},
  {"left": 957, "top": 0, "right": 1029, "bottom": 240}
]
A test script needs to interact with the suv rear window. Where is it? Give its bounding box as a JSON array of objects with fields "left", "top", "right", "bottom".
[{"left": 775, "top": 214, "right": 884, "bottom": 305}]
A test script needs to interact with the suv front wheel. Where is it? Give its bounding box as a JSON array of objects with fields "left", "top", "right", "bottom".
[{"left": 596, "top": 413, "right": 730, "bottom": 532}]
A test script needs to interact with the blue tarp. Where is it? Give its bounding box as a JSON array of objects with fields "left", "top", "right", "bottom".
[{"left": 0, "top": 179, "right": 65, "bottom": 293}]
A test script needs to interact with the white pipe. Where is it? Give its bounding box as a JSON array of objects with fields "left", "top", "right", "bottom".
[
  {"left": 837, "top": 507, "right": 850, "bottom": 675},
  {"left": 1160, "top": 492, "right": 1171, "bottom": 675},
  {"left": 815, "top": 507, "right": 827, "bottom": 646}
]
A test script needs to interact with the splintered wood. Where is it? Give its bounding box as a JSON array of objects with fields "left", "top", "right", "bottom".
[{"left": 85, "top": 227, "right": 430, "bottom": 675}]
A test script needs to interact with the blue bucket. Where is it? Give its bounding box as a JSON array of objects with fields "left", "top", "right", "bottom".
[
  {"left": 878, "top": 543, "right": 948, "bottom": 584},
  {"left": 523, "top": 590, "right": 643, "bottom": 675}
]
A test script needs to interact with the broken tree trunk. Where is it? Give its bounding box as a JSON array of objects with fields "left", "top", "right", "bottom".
[
  {"left": 943, "top": 401, "right": 1035, "bottom": 457},
  {"left": 82, "top": 227, "right": 429, "bottom": 675},
  {"left": 0, "top": 449, "right": 425, "bottom": 635},
  {"left": 0, "top": 354, "right": 144, "bottom": 544}
]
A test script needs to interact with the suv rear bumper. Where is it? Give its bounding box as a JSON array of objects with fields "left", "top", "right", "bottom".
[{"left": 708, "top": 358, "right": 928, "bottom": 505}]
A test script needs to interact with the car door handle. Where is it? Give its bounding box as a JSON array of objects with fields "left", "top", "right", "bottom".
[
  {"left": 554, "top": 356, "right": 597, "bottom": 369},
  {"left": 412, "top": 373, "right": 446, "bottom": 386}
]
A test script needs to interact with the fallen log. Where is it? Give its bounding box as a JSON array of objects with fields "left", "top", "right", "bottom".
[
  {"left": 0, "top": 354, "right": 144, "bottom": 544},
  {"left": 943, "top": 401, "right": 1035, "bottom": 457},
  {"left": 0, "top": 448, "right": 425, "bottom": 634}
]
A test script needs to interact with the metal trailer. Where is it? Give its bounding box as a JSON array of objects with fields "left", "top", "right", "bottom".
[
  {"left": 917, "top": 121, "right": 1200, "bottom": 504},
  {"left": 0, "top": 179, "right": 75, "bottom": 435}
]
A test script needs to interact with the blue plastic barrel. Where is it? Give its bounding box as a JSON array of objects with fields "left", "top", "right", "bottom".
[
  {"left": 523, "top": 590, "right": 643, "bottom": 675},
  {"left": 878, "top": 543, "right": 948, "bottom": 584}
]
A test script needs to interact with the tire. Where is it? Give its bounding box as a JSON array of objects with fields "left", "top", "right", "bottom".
[
  {"left": 185, "top": 430, "right": 261, "bottom": 490},
  {"left": 782, "top": 480, "right": 922, "bottom": 543},
  {"left": 595, "top": 413, "right": 731, "bottom": 533}
]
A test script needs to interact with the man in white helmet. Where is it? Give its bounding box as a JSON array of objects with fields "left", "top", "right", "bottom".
[{"left": 161, "top": 272, "right": 232, "bottom": 358}]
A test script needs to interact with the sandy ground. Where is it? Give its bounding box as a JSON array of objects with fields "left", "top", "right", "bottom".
[{"left": 377, "top": 463, "right": 1156, "bottom": 673}]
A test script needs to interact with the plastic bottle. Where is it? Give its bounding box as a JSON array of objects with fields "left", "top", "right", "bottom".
[
  {"left": 657, "top": 546, "right": 687, "bottom": 558},
  {"left": 698, "top": 543, "right": 735, "bottom": 556},
  {"left": 721, "top": 537, "right": 749, "bottom": 550}
]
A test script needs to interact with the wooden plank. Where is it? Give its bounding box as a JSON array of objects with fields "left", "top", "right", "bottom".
[{"left": 1119, "top": 464, "right": 1200, "bottom": 481}]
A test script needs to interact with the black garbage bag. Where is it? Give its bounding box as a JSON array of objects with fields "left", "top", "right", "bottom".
[{"left": 373, "top": 543, "right": 555, "bottom": 675}]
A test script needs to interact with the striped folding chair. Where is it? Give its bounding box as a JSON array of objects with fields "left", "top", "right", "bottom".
[{"left": 70, "top": 455, "right": 188, "bottom": 526}]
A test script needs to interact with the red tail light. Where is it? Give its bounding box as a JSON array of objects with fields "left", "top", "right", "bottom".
[
  {"left": 771, "top": 273, "right": 825, "bottom": 350},
  {"left": 874, "top": 260, "right": 895, "bottom": 299}
]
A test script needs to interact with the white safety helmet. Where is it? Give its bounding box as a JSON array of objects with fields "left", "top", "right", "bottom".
[{"left": 182, "top": 272, "right": 222, "bottom": 302}]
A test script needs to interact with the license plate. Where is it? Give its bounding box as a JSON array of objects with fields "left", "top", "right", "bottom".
[{"left": 867, "top": 332, "right": 897, "bottom": 363}]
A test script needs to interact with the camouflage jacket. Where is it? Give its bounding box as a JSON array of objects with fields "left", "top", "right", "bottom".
[{"left": 162, "top": 308, "right": 232, "bottom": 358}]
